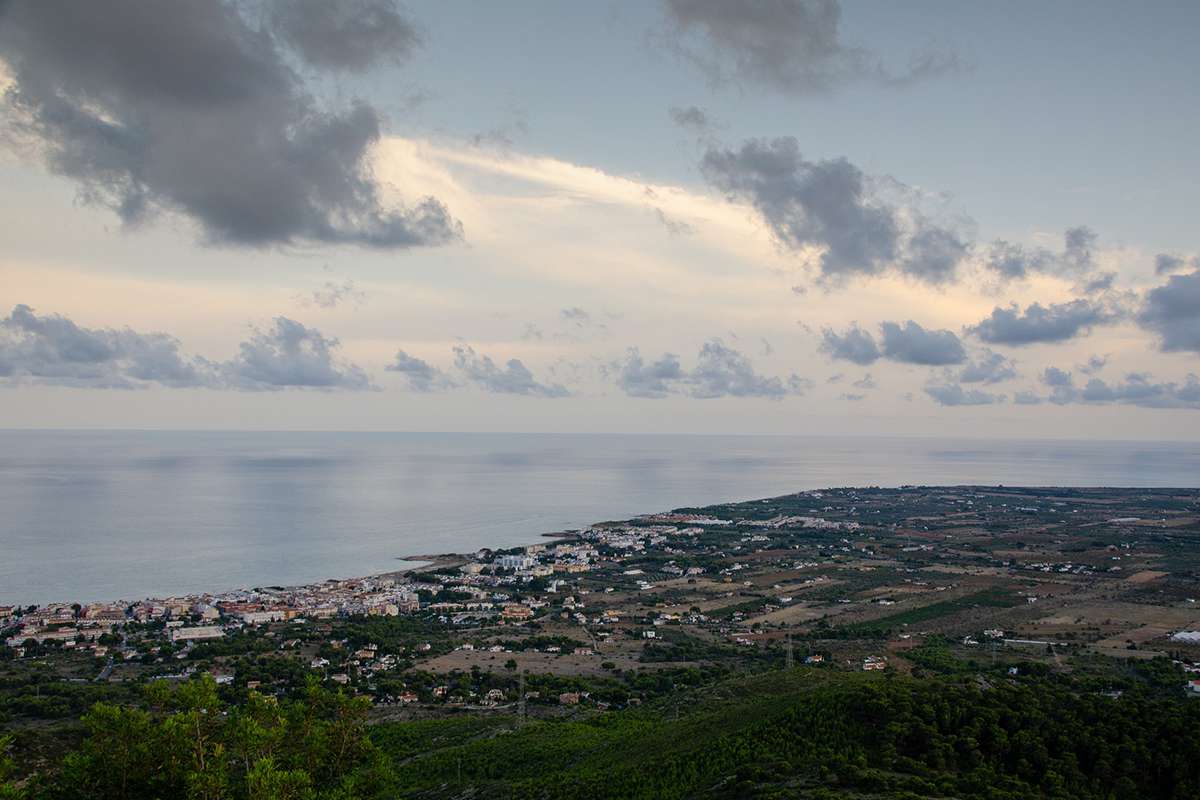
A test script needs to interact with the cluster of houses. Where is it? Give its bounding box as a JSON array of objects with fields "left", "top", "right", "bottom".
[
  {"left": 0, "top": 575, "right": 423, "bottom": 656},
  {"left": 1, "top": 517, "right": 735, "bottom": 669}
]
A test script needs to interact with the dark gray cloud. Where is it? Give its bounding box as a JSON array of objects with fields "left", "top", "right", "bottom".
[
  {"left": 668, "top": 105, "right": 710, "bottom": 131},
  {"left": 1155, "top": 253, "right": 1198, "bottom": 275},
  {"left": 0, "top": 0, "right": 460, "bottom": 249},
  {"left": 957, "top": 349, "right": 1017, "bottom": 384},
  {"left": 1078, "top": 354, "right": 1108, "bottom": 375},
  {"left": 1076, "top": 271, "right": 1117, "bottom": 295},
  {"left": 452, "top": 345, "right": 569, "bottom": 397},
  {"left": 1040, "top": 366, "right": 1077, "bottom": 405},
  {"left": 902, "top": 224, "right": 970, "bottom": 285},
  {"left": 1025, "top": 366, "right": 1200, "bottom": 410},
  {"left": 612, "top": 340, "right": 806, "bottom": 399},
  {"left": 386, "top": 350, "right": 455, "bottom": 392},
  {"left": 968, "top": 299, "right": 1119, "bottom": 346},
  {"left": 1138, "top": 269, "right": 1200, "bottom": 353},
  {"left": 923, "top": 383, "right": 1005, "bottom": 407},
  {"left": 661, "top": 0, "right": 959, "bottom": 94},
  {"left": 985, "top": 241, "right": 1054, "bottom": 281},
  {"left": 819, "top": 324, "right": 880, "bottom": 365},
  {"left": 691, "top": 339, "right": 807, "bottom": 398},
  {"left": 984, "top": 227, "right": 1100, "bottom": 282},
  {"left": 701, "top": 138, "right": 898, "bottom": 280},
  {"left": 1062, "top": 226, "right": 1097, "bottom": 274},
  {"left": 614, "top": 349, "right": 686, "bottom": 398},
  {"left": 267, "top": 0, "right": 420, "bottom": 73},
  {"left": 821, "top": 320, "right": 964, "bottom": 366},
  {"left": 879, "top": 320, "right": 966, "bottom": 365},
  {"left": 0, "top": 304, "right": 215, "bottom": 389},
  {"left": 700, "top": 137, "right": 967, "bottom": 284},
  {"left": 224, "top": 317, "right": 371, "bottom": 390},
  {"left": 1, "top": 305, "right": 372, "bottom": 391}
]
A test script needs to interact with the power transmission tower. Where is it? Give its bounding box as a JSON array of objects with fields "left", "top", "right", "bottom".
[{"left": 785, "top": 632, "right": 794, "bottom": 669}]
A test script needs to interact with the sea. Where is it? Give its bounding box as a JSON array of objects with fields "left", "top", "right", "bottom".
[{"left": 2, "top": 430, "right": 1198, "bottom": 606}]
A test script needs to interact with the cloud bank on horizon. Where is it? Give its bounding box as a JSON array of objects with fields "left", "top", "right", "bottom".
[{"left": 1, "top": 0, "right": 1198, "bottom": 437}]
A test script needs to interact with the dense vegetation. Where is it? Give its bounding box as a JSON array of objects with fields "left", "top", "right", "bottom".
[
  {"left": 375, "top": 669, "right": 1200, "bottom": 799},
  {"left": 6, "top": 677, "right": 391, "bottom": 800},
  {"left": 5, "top": 667, "right": 1200, "bottom": 799}
]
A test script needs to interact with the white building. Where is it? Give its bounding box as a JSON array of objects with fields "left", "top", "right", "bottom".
[{"left": 496, "top": 554, "right": 538, "bottom": 571}]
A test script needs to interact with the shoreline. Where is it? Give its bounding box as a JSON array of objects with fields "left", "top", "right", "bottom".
[
  {"left": 2, "top": 528, "right": 586, "bottom": 611},
  {"left": 6, "top": 482, "right": 1197, "bottom": 610}
]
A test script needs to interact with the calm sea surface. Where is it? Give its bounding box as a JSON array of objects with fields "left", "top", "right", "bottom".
[{"left": 1, "top": 430, "right": 1198, "bottom": 605}]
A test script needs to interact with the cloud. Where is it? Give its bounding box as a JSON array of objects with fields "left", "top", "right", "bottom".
[
  {"left": 521, "top": 307, "right": 611, "bottom": 343},
  {"left": 699, "top": 137, "right": 967, "bottom": 284},
  {"left": 386, "top": 350, "right": 456, "bottom": 392},
  {"left": 614, "top": 348, "right": 686, "bottom": 398},
  {"left": 690, "top": 339, "right": 808, "bottom": 398},
  {"left": 879, "top": 320, "right": 966, "bottom": 365},
  {"left": 1155, "top": 253, "right": 1198, "bottom": 275},
  {"left": 701, "top": 138, "right": 898, "bottom": 280},
  {"left": 267, "top": 0, "right": 421, "bottom": 73},
  {"left": 902, "top": 224, "right": 970, "bottom": 286},
  {"left": 1138, "top": 269, "right": 1200, "bottom": 353},
  {"left": 967, "top": 299, "right": 1119, "bottom": 346},
  {"left": 561, "top": 307, "right": 592, "bottom": 325},
  {"left": 1039, "top": 366, "right": 1077, "bottom": 405},
  {"left": 303, "top": 279, "right": 366, "bottom": 309},
  {"left": 660, "top": 0, "right": 959, "bottom": 94},
  {"left": 612, "top": 339, "right": 806, "bottom": 399},
  {"left": 924, "top": 383, "right": 1005, "bottom": 407},
  {"left": 653, "top": 207, "right": 695, "bottom": 236},
  {"left": 0, "top": 304, "right": 215, "bottom": 389},
  {"left": 852, "top": 373, "right": 877, "bottom": 390},
  {"left": 224, "top": 317, "right": 372, "bottom": 390},
  {"left": 820, "top": 320, "right": 965, "bottom": 366},
  {"left": 452, "top": 345, "right": 569, "bottom": 397},
  {"left": 0, "top": 0, "right": 461, "bottom": 249},
  {"left": 1, "top": 305, "right": 371, "bottom": 391},
  {"left": 1077, "top": 272, "right": 1116, "bottom": 295},
  {"left": 1025, "top": 366, "right": 1200, "bottom": 410},
  {"left": 819, "top": 324, "right": 880, "bottom": 365},
  {"left": 984, "top": 227, "right": 1101, "bottom": 282},
  {"left": 985, "top": 241, "right": 1054, "bottom": 281},
  {"left": 1062, "top": 225, "right": 1097, "bottom": 274},
  {"left": 956, "top": 349, "right": 1017, "bottom": 384},
  {"left": 1078, "top": 354, "right": 1108, "bottom": 375},
  {"left": 668, "top": 105, "right": 710, "bottom": 132}
]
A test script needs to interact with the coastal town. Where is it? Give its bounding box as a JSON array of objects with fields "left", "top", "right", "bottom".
[{"left": 5, "top": 485, "right": 1200, "bottom": 723}]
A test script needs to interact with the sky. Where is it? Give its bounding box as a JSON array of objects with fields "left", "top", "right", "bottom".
[{"left": 1, "top": 0, "right": 1199, "bottom": 439}]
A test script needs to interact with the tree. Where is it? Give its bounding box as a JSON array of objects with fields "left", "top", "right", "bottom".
[
  {"left": 245, "top": 759, "right": 313, "bottom": 800},
  {"left": 46, "top": 675, "right": 392, "bottom": 800},
  {"left": 0, "top": 735, "right": 24, "bottom": 800}
]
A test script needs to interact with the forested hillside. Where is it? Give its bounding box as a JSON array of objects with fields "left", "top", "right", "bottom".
[{"left": 5, "top": 667, "right": 1199, "bottom": 799}]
